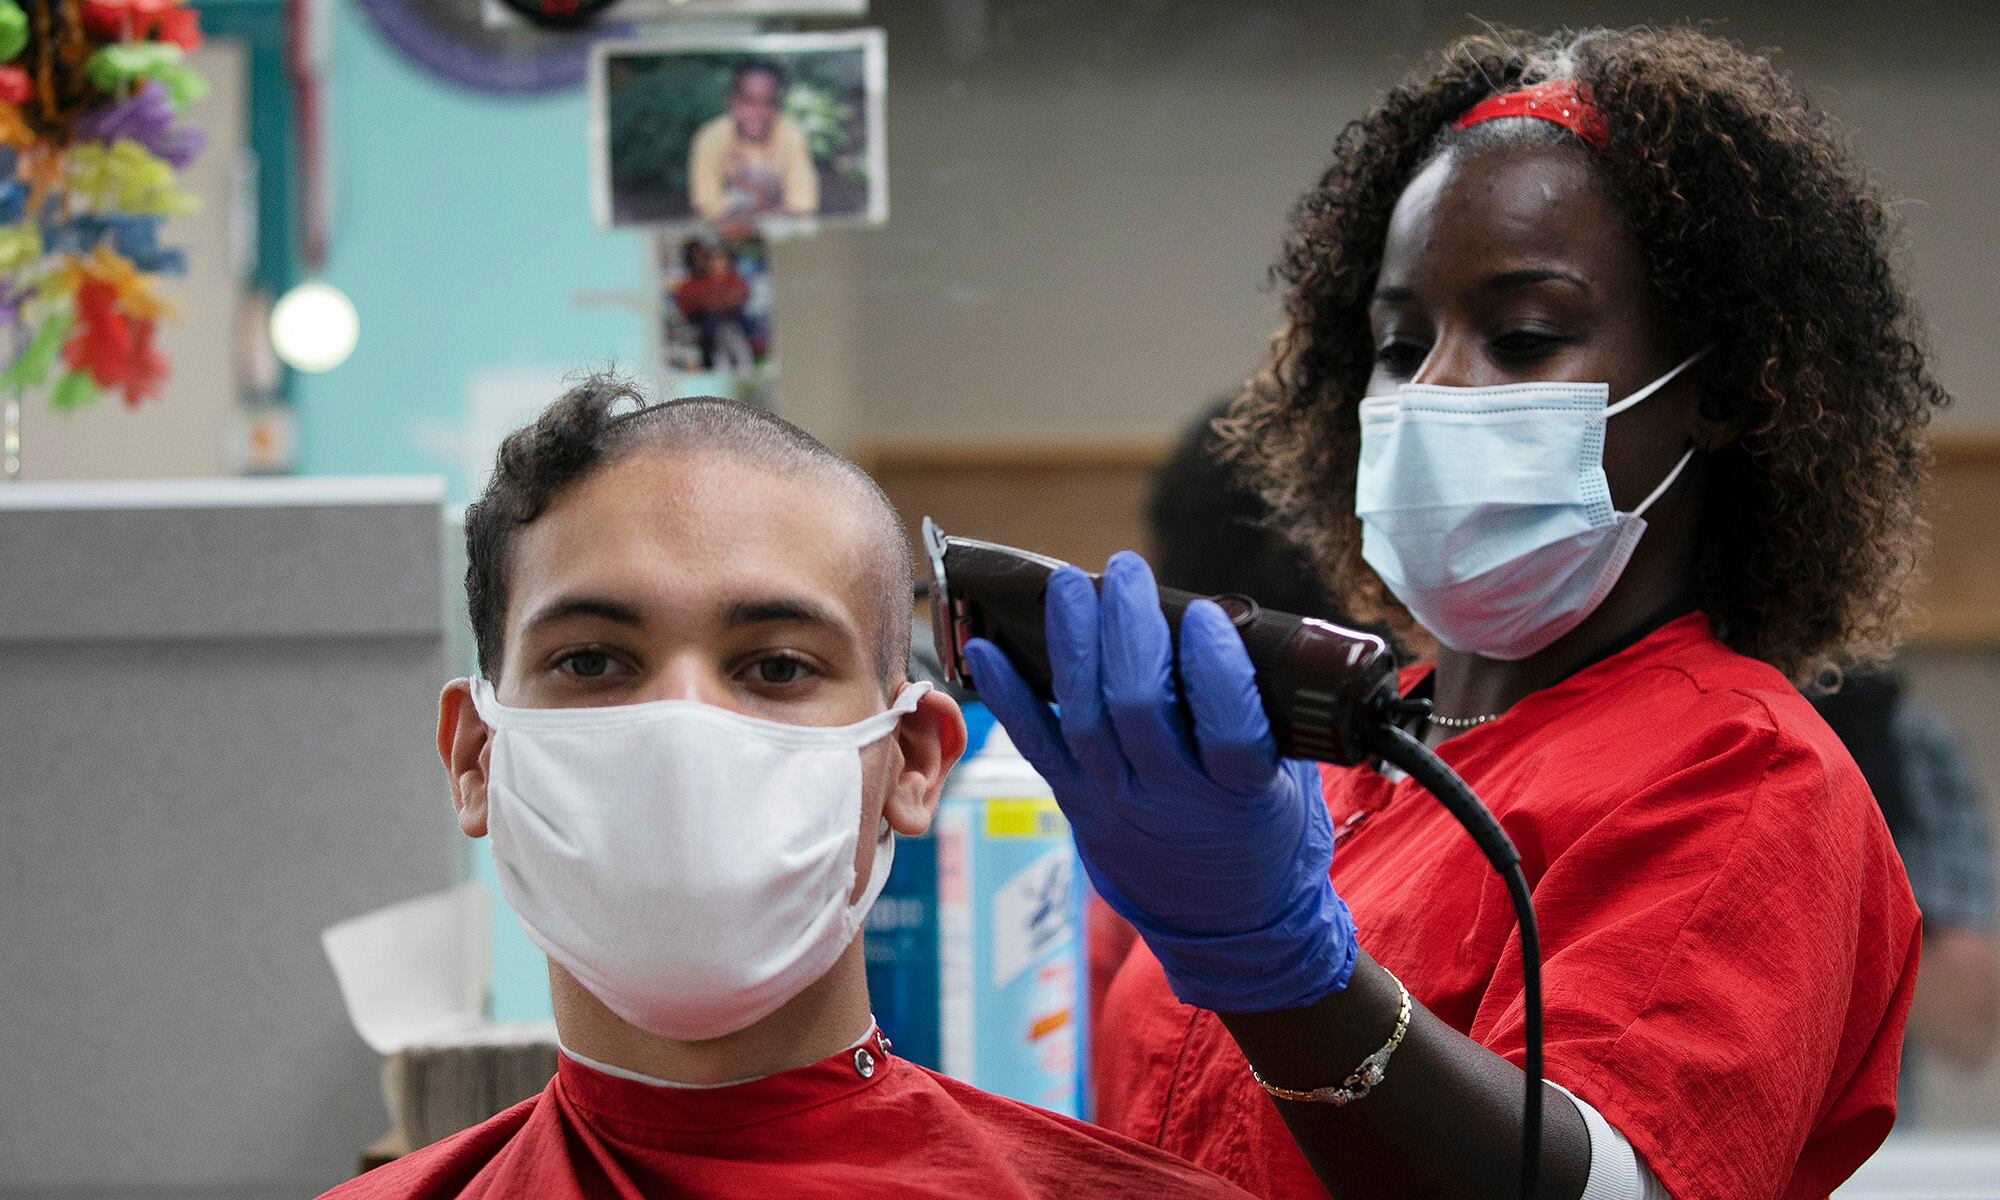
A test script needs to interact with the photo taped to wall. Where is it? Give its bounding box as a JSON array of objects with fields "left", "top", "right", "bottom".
[{"left": 590, "top": 29, "right": 887, "bottom": 234}]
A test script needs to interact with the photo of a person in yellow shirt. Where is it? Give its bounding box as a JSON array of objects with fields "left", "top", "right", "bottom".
[
  {"left": 595, "top": 30, "right": 886, "bottom": 230},
  {"left": 689, "top": 61, "right": 820, "bottom": 220}
]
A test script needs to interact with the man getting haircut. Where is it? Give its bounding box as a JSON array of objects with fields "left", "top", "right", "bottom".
[{"left": 323, "top": 374, "right": 1252, "bottom": 1199}]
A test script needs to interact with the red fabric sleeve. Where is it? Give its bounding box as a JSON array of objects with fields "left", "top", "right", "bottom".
[
  {"left": 1088, "top": 891, "right": 1141, "bottom": 1120},
  {"left": 1467, "top": 701, "right": 1920, "bottom": 1200},
  {"left": 1088, "top": 891, "right": 1139, "bottom": 1031}
]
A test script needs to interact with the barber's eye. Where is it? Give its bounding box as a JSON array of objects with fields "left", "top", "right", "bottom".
[
  {"left": 1374, "top": 340, "right": 1426, "bottom": 376},
  {"left": 1490, "top": 330, "right": 1566, "bottom": 362},
  {"left": 752, "top": 656, "right": 809, "bottom": 685},
  {"left": 559, "top": 650, "right": 616, "bottom": 679}
]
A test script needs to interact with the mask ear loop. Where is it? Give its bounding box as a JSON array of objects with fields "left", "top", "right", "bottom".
[
  {"left": 1631, "top": 445, "right": 1696, "bottom": 518},
  {"left": 888, "top": 679, "right": 934, "bottom": 716},
  {"left": 1601, "top": 346, "right": 1711, "bottom": 419},
  {"left": 1603, "top": 346, "right": 1709, "bottom": 518},
  {"left": 873, "top": 681, "right": 934, "bottom": 843}
]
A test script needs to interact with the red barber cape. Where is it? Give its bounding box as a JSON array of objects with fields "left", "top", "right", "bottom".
[
  {"left": 1094, "top": 615, "right": 1920, "bottom": 1200},
  {"left": 323, "top": 1030, "right": 1252, "bottom": 1199}
]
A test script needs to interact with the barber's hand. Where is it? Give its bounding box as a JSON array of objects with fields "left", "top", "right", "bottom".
[{"left": 964, "top": 552, "right": 1356, "bottom": 1013}]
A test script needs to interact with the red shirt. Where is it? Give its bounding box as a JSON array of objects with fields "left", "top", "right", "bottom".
[
  {"left": 322, "top": 1030, "right": 1252, "bottom": 1199},
  {"left": 672, "top": 268, "right": 749, "bottom": 318},
  {"left": 1093, "top": 615, "right": 1919, "bottom": 1200}
]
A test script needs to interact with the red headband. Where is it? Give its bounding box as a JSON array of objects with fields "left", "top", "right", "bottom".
[{"left": 1451, "top": 79, "right": 1609, "bottom": 150}]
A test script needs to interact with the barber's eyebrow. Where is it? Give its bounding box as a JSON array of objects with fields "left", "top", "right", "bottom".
[
  {"left": 1480, "top": 268, "right": 1589, "bottom": 293},
  {"left": 1372, "top": 269, "right": 1588, "bottom": 306},
  {"left": 523, "top": 595, "right": 645, "bottom": 631}
]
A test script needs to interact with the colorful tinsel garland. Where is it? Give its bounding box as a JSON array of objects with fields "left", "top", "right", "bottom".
[{"left": 0, "top": 0, "right": 204, "bottom": 411}]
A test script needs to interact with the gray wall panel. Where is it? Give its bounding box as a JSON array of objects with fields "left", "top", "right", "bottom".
[
  {"left": 1, "top": 486, "right": 456, "bottom": 1194},
  {"left": 0, "top": 491, "right": 442, "bottom": 643},
  {"left": 1, "top": 636, "right": 456, "bottom": 1190}
]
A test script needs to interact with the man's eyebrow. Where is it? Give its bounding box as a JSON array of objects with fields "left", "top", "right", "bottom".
[
  {"left": 1372, "top": 284, "right": 1416, "bottom": 305},
  {"left": 724, "top": 595, "right": 853, "bottom": 636},
  {"left": 522, "top": 595, "right": 646, "bottom": 631}
]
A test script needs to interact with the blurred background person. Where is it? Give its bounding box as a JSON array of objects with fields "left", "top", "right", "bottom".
[
  {"left": 1813, "top": 668, "right": 2000, "bottom": 1120},
  {"left": 1146, "top": 397, "right": 1351, "bottom": 621}
]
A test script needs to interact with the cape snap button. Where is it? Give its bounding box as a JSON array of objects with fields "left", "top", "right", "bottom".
[{"left": 853, "top": 1047, "right": 877, "bottom": 1078}]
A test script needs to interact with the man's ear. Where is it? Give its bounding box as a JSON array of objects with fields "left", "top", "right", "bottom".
[
  {"left": 437, "top": 679, "right": 493, "bottom": 839},
  {"left": 883, "top": 686, "right": 967, "bottom": 839}
]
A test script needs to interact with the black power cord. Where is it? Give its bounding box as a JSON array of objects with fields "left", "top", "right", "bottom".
[{"left": 1370, "top": 721, "right": 1544, "bottom": 1200}]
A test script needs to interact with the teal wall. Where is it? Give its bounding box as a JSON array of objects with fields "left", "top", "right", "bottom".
[
  {"left": 293, "top": 2, "right": 662, "bottom": 1019},
  {"left": 294, "top": 0, "right": 651, "bottom": 495},
  {"left": 194, "top": 0, "right": 298, "bottom": 307}
]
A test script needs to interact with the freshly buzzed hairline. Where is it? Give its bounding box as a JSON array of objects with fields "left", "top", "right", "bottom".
[
  {"left": 464, "top": 376, "right": 914, "bottom": 691},
  {"left": 606, "top": 397, "right": 915, "bottom": 687}
]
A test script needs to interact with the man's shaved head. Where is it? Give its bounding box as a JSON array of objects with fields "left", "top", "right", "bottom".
[{"left": 464, "top": 374, "right": 912, "bottom": 688}]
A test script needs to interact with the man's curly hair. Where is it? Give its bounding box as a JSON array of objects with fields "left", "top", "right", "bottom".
[
  {"left": 463, "top": 373, "right": 912, "bottom": 686},
  {"left": 1217, "top": 26, "right": 1946, "bottom": 681}
]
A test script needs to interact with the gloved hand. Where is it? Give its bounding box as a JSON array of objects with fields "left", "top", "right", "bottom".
[{"left": 963, "top": 552, "right": 1357, "bottom": 1013}]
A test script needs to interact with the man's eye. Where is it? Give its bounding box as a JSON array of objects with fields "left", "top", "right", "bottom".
[
  {"left": 751, "top": 656, "right": 810, "bottom": 685},
  {"left": 559, "top": 650, "right": 618, "bottom": 679}
]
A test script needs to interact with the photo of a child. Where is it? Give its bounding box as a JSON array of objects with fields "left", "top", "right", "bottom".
[
  {"left": 657, "top": 226, "right": 773, "bottom": 375},
  {"left": 592, "top": 30, "right": 886, "bottom": 231}
]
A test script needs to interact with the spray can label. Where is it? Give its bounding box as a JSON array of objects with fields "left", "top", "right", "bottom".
[{"left": 937, "top": 794, "right": 1084, "bottom": 1116}]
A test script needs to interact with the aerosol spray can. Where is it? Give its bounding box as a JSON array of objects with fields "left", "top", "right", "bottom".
[{"left": 935, "top": 721, "right": 1088, "bottom": 1116}]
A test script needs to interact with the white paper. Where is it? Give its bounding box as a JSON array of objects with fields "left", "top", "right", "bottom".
[{"left": 322, "top": 881, "right": 495, "bottom": 1054}]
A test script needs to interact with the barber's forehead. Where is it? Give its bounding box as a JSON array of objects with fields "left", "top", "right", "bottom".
[
  {"left": 1412, "top": 145, "right": 1609, "bottom": 240},
  {"left": 1381, "top": 144, "right": 1633, "bottom": 293}
]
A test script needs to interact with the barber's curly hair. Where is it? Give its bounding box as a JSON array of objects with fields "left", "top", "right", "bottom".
[{"left": 1217, "top": 26, "right": 1946, "bottom": 680}]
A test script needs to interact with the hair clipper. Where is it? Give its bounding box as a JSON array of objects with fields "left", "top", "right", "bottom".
[{"left": 922, "top": 518, "right": 1401, "bottom": 766}]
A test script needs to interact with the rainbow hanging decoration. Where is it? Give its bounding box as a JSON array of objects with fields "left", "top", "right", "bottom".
[{"left": 0, "top": 0, "right": 205, "bottom": 416}]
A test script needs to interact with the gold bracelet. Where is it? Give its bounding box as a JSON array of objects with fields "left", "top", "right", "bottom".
[{"left": 1248, "top": 969, "right": 1412, "bottom": 1106}]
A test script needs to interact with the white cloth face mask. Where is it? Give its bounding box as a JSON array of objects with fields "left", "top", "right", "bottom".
[
  {"left": 470, "top": 678, "right": 931, "bottom": 1042},
  {"left": 1354, "top": 349, "right": 1707, "bottom": 661}
]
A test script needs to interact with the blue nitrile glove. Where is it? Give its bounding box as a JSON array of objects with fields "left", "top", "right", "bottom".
[{"left": 963, "top": 552, "right": 1356, "bottom": 1013}]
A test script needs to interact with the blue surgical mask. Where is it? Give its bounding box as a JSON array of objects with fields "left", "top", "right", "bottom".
[{"left": 1354, "top": 350, "right": 1707, "bottom": 661}]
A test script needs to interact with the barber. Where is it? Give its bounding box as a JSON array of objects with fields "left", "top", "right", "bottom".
[{"left": 971, "top": 26, "right": 1931, "bottom": 1200}]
